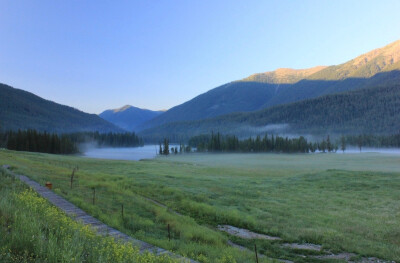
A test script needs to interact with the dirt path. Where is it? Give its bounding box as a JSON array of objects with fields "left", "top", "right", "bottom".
[
  {"left": 219, "top": 224, "right": 396, "bottom": 263},
  {"left": 4, "top": 166, "right": 195, "bottom": 263},
  {"left": 218, "top": 225, "right": 281, "bottom": 240}
]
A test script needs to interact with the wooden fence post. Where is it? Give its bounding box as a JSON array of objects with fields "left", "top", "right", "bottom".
[
  {"left": 92, "top": 187, "right": 95, "bottom": 205},
  {"left": 70, "top": 167, "right": 76, "bottom": 189},
  {"left": 254, "top": 244, "right": 259, "bottom": 263},
  {"left": 168, "top": 224, "right": 171, "bottom": 241}
]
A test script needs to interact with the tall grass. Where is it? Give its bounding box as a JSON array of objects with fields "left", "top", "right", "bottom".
[
  {"left": 0, "top": 169, "right": 177, "bottom": 263},
  {"left": 1, "top": 149, "right": 400, "bottom": 262}
]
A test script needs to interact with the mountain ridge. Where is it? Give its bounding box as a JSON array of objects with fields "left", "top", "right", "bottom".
[
  {"left": 0, "top": 83, "right": 123, "bottom": 133},
  {"left": 99, "top": 105, "right": 163, "bottom": 131},
  {"left": 138, "top": 39, "right": 400, "bottom": 131},
  {"left": 139, "top": 80, "right": 400, "bottom": 142},
  {"left": 243, "top": 66, "right": 328, "bottom": 83}
]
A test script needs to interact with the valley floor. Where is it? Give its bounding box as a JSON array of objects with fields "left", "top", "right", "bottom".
[{"left": 0, "top": 149, "right": 399, "bottom": 262}]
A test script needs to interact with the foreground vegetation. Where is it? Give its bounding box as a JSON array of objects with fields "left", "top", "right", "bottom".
[
  {"left": 0, "top": 167, "right": 176, "bottom": 262},
  {"left": 1, "top": 150, "right": 400, "bottom": 262}
]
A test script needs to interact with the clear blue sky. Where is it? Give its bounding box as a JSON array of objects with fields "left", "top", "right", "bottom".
[{"left": 1, "top": 0, "right": 399, "bottom": 113}]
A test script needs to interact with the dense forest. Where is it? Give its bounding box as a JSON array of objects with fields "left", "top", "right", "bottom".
[
  {"left": 0, "top": 130, "right": 78, "bottom": 154},
  {"left": 344, "top": 134, "right": 400, "bottom": 148},
  {"left": 140, "top": 67, "right": 400, "bottom": 132},
  {"left": 0, "top": 130, "right": 144, "bottom": 154},
  {"left": 140, "top": 84, "right": 400, "bottom": 142},
  {"left": 188, "top": 132, "right": 338, "bottom": 153},
  {"left": 187, "top": 132, "right": 400, "bottom": 154}
]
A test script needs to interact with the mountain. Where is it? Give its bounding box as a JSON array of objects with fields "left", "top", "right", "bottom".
[
  {"left": 99, "top": 105, "right": 163, "bottom": 131},
  {"left": 243, "top": 66, "right": 327, "bottom": 83},
  {"left": 138, "top": 81, "right": 279, "bottom": 130},
  {"left": 308, "top": 40, "right": 400, "bottom": 80},
  {"left": 139, "top": 40, "right": 400, "bottom": 131},
  {"left": 0, "top": 83, "right": 123, "bottom": 133},
  {"left": 139, "top": 82, "right": 400, "bottom": 142}
]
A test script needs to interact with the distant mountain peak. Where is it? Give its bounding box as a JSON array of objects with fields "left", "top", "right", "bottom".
[
  {"left": 99, "top": 105, "right": 164, "bottom": 131},
  {"left": 113, "top": 105, "right": 133, "bottom": 113},
  {"left": 111, "top": 105, "right": 163, "bottom": 113},
  {"left": 243, "top": 66, "right": 327, "bottom": 84}
]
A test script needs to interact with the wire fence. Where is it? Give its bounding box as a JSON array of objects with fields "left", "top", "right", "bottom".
[
  {"left": 31, "top": 170, "right": 178, "bottom": 222},
  {"left": 8, "top": 166, "right": 263, "bottom": 262}
]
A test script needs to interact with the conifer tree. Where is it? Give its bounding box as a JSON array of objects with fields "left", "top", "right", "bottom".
[
  {"left": 357, "top": 135, "right": 363, "bottom": 152},
  {"left": 320, "top": 139, "right": 327, "bottom": 153},
  {"left": 326, "top": 135, "right": 332, "bottom": 152},
  {"left": 163, "top": 138, "right": 169, "bottom": 155},
  {"left": 340, "top": 135, "right": 346, "bottom": 153}
]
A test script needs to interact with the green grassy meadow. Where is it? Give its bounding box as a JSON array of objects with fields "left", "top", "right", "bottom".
[
  {"left": 1, "top": 149, "right": 399, "bottom": 262},
  {"left": 0, "top": 166, "right": 177, "bottom": 263}
]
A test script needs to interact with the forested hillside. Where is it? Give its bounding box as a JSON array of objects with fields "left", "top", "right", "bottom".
[
  {"left": 139, "top": 81, "right": 278, "bottom": 130},
  {"left": 140, "top": 84, "right": 400, "bottom": 142},
  {"left": 139, "top": 40, "right": 400, "bottom": 130},
  {"left": 0, "top": 83, "right": 123, "bottom": 133}
]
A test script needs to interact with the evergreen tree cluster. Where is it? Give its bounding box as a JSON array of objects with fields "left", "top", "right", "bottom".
[
  {"left": 68, "top": 132, "right": 144, "bottom": 147},
  {"left": 189, "top": 132, "right": 339, "bottom": 153},
  {"left": 344, "top": 133, "right": 400, "bottom": 148},
  {"left": 159, "top": 138, "right": 170, "bottom": 155},
  {"left": 158, "top": 139, "right": 191, "bottom": 156},
  {"left": 0, "top": 130, "right": 145, "bottom": 155},
  {"left": 0, "top": 130, "right": 78, "bottom": 154}
]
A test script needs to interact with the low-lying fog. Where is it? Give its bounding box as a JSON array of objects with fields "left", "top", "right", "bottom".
[
  {"left": 82, "top": 145, "right": 161, "bottom": 161},
  {"left": 81, "top": 145, "right": 400, "bottom": 161},
  {"left": 335, "top": 147, "right": 400, "bottom": 154}
]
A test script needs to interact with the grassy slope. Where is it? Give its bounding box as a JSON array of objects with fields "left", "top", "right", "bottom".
[
  {"left": 0, "top": 167, "right": 175, "bottom": 263},
  {"left": 1, "top": 150, "right": 399, "bottom": 262}
]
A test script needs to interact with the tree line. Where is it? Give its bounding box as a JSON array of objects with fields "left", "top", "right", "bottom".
[
  {"left": 0, "top": 130, "right": 78, "bottom": 154},
  {"left": 344, "top": 134, "right": 400, "bottom": 148},
  {"left": 0, "top": 130, "right": 144, "bottom": 155},
  {"left": 188, "top": 132, "right": 338, "bottom": 153},
  {"left": 187, "top": 132, "right": 400, "bottom": 154}
]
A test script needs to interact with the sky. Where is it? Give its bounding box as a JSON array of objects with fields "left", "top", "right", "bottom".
[{"left": 0, "top": 0, "right": 400, "bottom": 114}]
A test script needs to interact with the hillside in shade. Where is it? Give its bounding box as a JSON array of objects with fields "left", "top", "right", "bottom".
[
  {"left": 139, "top": 81, "right": 400, "bottom": 142},
  {"left": 139, "top": 40, "right": 400, "bottom": 131},
  {"left": 0, "top": 83, "right": 123, "bottom": 133},
  {"left": 99, "top": 105, "right": 163, "bottom": 131}
]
